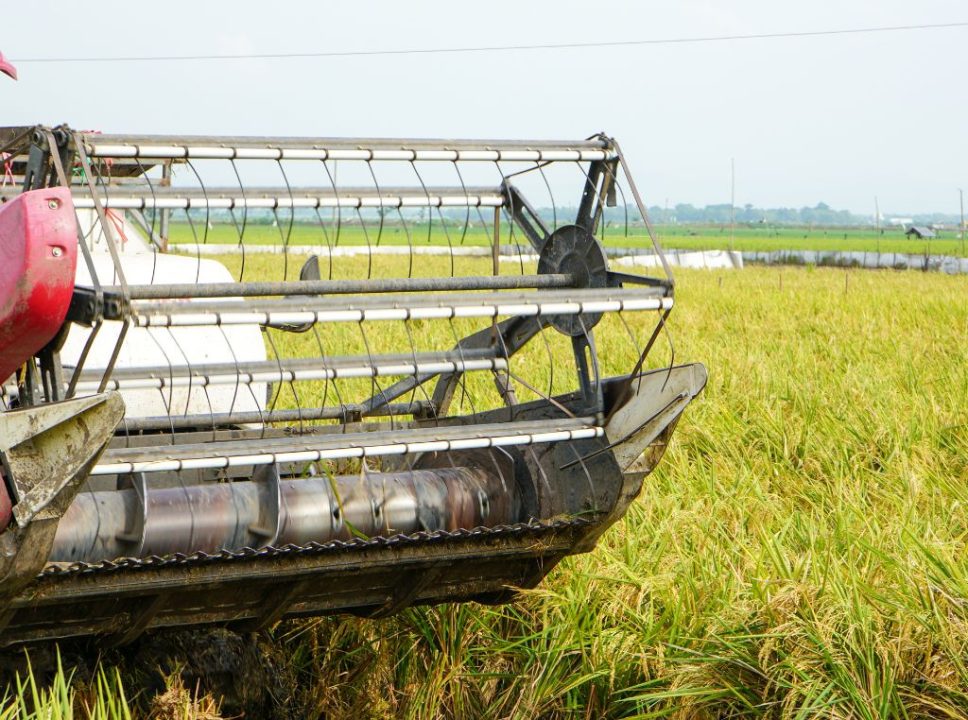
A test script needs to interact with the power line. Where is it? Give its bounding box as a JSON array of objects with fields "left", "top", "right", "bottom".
[{"left": 12, "top": 21, "right": 968, "bottom": 64}]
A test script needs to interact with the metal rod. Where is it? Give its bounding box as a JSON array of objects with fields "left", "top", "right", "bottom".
[
  {"left": 108, "top": 273, "right": 575, "bottom": 300},
  {"left": 130, "top": 286, "right": 668, "bottom": 314},
  {"left": 128, "top": 293, "right": 674, "bottom": 328},
  {"left": 92, "top": 417, "right": 602, "bottom": 475},
  {"left": 117, "top": 402, "right": 434, "bottom": 432},
  {"left": 57, "top": 186, "right": 506, "bottom": 210},
  {"left": 79, "top": 134, "right": 615, "bottom": 162},
  {"left": 81, "top": 348, "right": 498, "bottom": 383},
  {"left": 74, "top": 356, "right": 508, "bottom": 392}
]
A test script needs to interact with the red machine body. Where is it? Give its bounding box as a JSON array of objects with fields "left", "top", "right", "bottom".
[
  {"left": 0, "top": 52, "right": 16, "bottom": 81},
  {"left": 0, "top": 187, "right": 78, "bottom": 384}
]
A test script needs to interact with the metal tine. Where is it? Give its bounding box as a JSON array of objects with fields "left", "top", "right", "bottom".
[
  {"left": 274, "top": 158, "right": 296, "bottom": 281},
  {"left": 356, "top": 320, "right": 397, "bottom": 433},
  {"left": 263, "top": 329, "right": 304, "bottom": 434},
  {"left": 402, "top": 317, "right": 438, "bottom": 428},
  {"left": 450, "top": 159, "right": 472, "bottom": 248},
  {"left": 229, "top": 158, "right": 250, "bottom": 281},
  {"left": 183, "top": 159, "right": 211, "bottom": 284},
  {"left": 536, "top": 161, "right": 558, "bottom": 233},
  {"left": 472, "top": 201, "right": 495, "bottom": 264},
  {"left": 434, "top": 205, "right": 455, "bottom": 278},
  {"left": 408, "top": 158, "right": 453, "bottom": 278},
  {"left": 132, "top": 157, "right": 163, "bottom": 287},
  {"left": 311, "top": 205, "right": 335, "bottom": 281},
  {"left": 215, "top": 323, "right": 244, "bottom": 436},
  {"left": 309, "top": 321, "right": 347, "bottom": 427},
  {"left": 446, "top": 316, "right": 479, "bottom": 420},
  {"left": 161, "top": 325, "right": 198, "bottom": 420},
  {"left": 498, "top": 164, "right": 527, "bottom": 277},
  {"left": 354, "top": 205, "right": 374, "bottom": 282},
  {"left": 365, "top": 157, "right": 384, "bottom": 281},
  {"left": 396, "top": 204, "right": 414, "bottom": 279},
  {"left": 409, "top": 161, "right": 433, "bottom": 248},
  {"left": 139, "top": 327, "right": 179, "bottom": 446},
  {"left": 615, "top": 309, "right": 645, "bottom": 366},
  {"left": 319, "top": 158, "right": 343, "bottom": 279},
  {"left": 363, "top": 319, "right": 424, "bottom": 483},
  {"left": 489, "top": 316, "right": 518, "bottom": 423}
]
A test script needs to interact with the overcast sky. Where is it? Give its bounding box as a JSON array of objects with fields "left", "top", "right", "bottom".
[{"left": 2, "top": 0, "right": 965, "bottom": 214}]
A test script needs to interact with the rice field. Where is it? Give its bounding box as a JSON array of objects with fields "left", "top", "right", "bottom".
[
  {"left": 165, "top": 221, "right": 968, "bottom": 258},
  {"left": 3, "top": 261, "right": 966, "bottom": 718}
]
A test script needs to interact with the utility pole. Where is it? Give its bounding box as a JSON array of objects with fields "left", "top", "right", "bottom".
[
  {"left": 729, "top": 158, "right": 735, "bottom": 252},
  {"left": 960, "top": 188, "right": 965, "bottom": 255},
  {"left": 874, "top": 196, "right": 880, "bottom": 255}
]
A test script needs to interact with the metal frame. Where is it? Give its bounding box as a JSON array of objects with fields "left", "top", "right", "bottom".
[{"left": 0, "top": 125, "right": 704, "bottom": 647}]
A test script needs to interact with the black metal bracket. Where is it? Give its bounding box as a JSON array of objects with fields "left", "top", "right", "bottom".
[
  {"left": 22, "top": 131, "right": 50, "bottom": 191},
  {"left": 66, "top": 286, "right": 126, "bottom": 325},
  {"left": 607, "top": 270, "right": 674, "bottom": 293},
  {"left": 501, "top": 183, "right": 551, "bottom": 254},
  {"left": 575, "top": 156, "right": 619, "bottom": 234}
]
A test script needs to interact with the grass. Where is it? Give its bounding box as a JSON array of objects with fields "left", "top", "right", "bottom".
[
  {"left": 3, "top": 258, "right": 967, "bottom": 718},
  {"left": 164, "top": 220, "right": 968, "bottom": 257}
]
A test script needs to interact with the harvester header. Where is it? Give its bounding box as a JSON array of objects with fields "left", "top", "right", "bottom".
[{"left": 0, "top": 125, "right": 705, "bottom": 646}]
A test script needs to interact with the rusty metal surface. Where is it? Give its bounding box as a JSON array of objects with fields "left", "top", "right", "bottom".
[
  {"left": 0, "top": 394, "right": 124, "bottom": 527},
  {"left": 40, "top": 517, "right": 589, "bottom": 580},
  {"left": 0, "top": 518, "right": 590, "bottom": 646},
  {"left": 0, "top": 393, "right": 123, "bottom": 609}
]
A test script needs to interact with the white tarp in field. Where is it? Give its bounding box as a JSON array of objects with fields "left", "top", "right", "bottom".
[
  {"left": 173, "top": 243, "right": 968, "bottom": 275},
  {"left": 613, "top": 250, "right": 743, "bottom": 270},
  {"left": 742, "top": 250, "right": 968, "bottom": 275},
  {"left": 172, "top": 244, "right": 745, "bottom": 270}
]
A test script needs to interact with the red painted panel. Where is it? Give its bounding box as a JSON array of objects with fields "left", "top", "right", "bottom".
[{"left": 0, "top": 187, "right": 78, "bottom": 383}]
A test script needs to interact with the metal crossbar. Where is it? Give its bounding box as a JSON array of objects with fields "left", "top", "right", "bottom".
[
  {"left": 126, "top": 288, "right": 673, "bottom": 327},
  {"left": 71, "top": 350, "right": 505, "bottom": 392},
  {"left": 59, "top": 186, "right": 507, "bottom": 210},
  {"left": 79, "top": 134, "right": 616, "bottom": 162},
  {"left": 93, "top": 417, "right": 602, "bottom": 475}
]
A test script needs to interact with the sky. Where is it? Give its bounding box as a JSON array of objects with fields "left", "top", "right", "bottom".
[{"left": 2, "top": 0, "right": 966, "bottom": 215}]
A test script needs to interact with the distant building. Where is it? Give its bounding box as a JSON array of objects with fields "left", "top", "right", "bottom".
[
  {"left": 888, "top": 217, "right": 914, "bottom": 227},
  {"left": 905, "top": 226, "right": 936, "bottom": 239}
]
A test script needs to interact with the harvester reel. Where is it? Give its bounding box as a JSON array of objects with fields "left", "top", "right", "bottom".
[{"left": 0, "top": 125, "right": 706, "bottom": 647}]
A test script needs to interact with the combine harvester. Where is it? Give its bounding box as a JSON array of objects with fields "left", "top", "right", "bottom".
[{"left": 0, "top": 125, "right": 705, "bottom": 647}]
